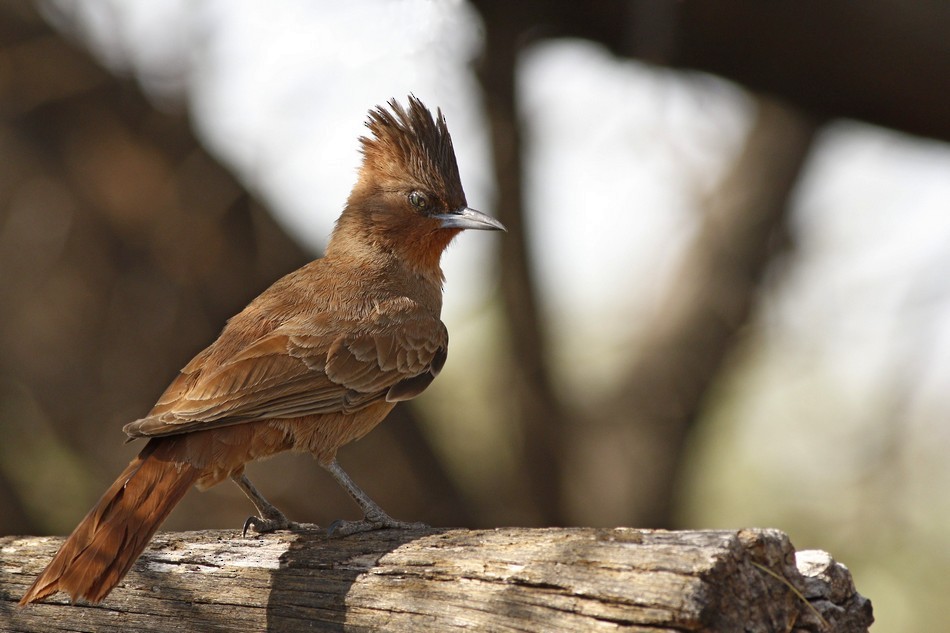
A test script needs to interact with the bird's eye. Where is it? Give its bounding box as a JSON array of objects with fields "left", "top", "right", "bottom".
[{"left": 408, "top": 191, "right": 428, "bottom": 210}]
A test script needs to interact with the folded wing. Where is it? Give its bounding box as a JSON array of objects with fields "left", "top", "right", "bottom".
[{"left": 124, "top": 306, "right": 447, "bottom": 438}]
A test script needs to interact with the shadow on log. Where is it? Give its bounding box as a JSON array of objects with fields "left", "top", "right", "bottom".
[{"left": 1, "top": 527, "right": 871, "bottom": 632}]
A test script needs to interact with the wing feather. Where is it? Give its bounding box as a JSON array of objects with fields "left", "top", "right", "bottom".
[{"left": 123, "top": 304, "right": 448, "bottom": 438}]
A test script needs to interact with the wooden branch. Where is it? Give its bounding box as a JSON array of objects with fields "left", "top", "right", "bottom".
[{"left": 1, "top": 527, "right": 871, "bottom": 632}]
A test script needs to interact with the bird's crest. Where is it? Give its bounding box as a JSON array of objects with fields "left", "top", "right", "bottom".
[{"left": 359, "top": 95, "right": 462, "bottom": 196}]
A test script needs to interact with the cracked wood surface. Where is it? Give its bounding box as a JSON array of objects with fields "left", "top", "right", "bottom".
[{"left": 1, "top": 527, "right": 872, "bottom": 632}]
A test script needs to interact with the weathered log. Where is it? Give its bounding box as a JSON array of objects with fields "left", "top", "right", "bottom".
[{"left": 0, "top": 527, "right": 871, "bottom": 632}]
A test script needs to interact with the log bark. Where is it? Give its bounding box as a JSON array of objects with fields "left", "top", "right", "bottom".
[{"left": 1, "top": 527, "right": 871, "bottom": 632}]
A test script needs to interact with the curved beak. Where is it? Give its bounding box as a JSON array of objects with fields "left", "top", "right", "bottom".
[{"left": 434, "top": 207, "right": 506, "bottom": 232}]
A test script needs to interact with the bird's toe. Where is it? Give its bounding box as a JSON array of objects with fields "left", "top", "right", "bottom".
[
  {"left": 242, "top": 514, "right": 300, "bottom": 537},
  {"left": 327, "top": 517, "right": 428, "bottom": 537}
]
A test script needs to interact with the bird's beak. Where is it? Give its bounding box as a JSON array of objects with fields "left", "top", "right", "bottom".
[{"left": 434, "top": 207, "right": 506, "bottom": 232}]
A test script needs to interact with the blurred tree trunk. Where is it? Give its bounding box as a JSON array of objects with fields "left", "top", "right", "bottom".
[
  {"left": 596, "top": 97, "right": 819, "bottom": 527},
  {"left": 471, "top": 0, "right": 821, "bottom": 528},
  {"left": 476, "top": 1, "right": 569, "bottom": 526},
  {"left": 0, "top": 471, "right": 33, "bottom": 536},
  {"left": 0, "top": 2, "right": 469, "bottom": 536}
]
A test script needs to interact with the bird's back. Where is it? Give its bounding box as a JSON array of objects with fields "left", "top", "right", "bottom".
[{"left": 124, "top": 252, "right": 447, "bottom": 440}]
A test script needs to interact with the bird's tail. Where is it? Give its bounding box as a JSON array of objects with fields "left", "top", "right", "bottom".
[{"left": 19, "top": 438, "right": 198, "bottom": 606}]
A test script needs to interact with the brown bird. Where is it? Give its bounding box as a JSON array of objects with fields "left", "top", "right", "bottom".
[{"left": 19, "top": 96, "right": 504, "bottom": 606}]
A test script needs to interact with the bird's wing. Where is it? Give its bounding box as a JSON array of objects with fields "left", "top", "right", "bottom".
[{"left": 123, "top": 308, "right": 447, "bottom": 438}]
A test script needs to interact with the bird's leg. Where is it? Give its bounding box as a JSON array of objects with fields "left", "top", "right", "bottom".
[
  {"left": 323, "top": 459, "right": 428, "bottom": 536},
  {"left": 232, "top": 473, "right": 300, "bottom": 536}
]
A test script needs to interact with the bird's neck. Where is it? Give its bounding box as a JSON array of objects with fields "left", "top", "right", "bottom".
[{"left": 325, "top": 212, "right": 452, "bottom": 298}]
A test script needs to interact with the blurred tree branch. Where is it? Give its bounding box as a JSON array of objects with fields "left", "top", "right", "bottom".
[{"left": 480, "top": 0, "right": 950, "bottom": 144}]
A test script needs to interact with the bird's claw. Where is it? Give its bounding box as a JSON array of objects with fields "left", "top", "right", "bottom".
[
  {"left": 242, "top": 514, "right": 300, "bottom": 537},
  {"left": 327, "top": 516, "right": 428, "bottom": 537}
]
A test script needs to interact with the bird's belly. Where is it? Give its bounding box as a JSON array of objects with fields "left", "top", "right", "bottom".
[
  {"left": 188, "top": 401, "right": 397, "bottom": 489},
  {"left": 273, "top": 400, "right": 397, "bottom": 463}
]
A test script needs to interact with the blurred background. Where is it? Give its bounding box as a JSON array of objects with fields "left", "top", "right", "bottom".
[{"left": 1, "top": 1, "right": 949, "bottom": 629}]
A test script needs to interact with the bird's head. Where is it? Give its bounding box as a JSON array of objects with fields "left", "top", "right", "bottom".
[{"left": 329, "top": 96, "right": 504, "bottom": 275}]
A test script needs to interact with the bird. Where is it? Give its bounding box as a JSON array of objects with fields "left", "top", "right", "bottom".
[{"left": 19, "top": 95, "right": 505, "bottom": 606}]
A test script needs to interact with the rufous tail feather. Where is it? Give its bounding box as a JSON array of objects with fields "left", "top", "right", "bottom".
[{"left": 19, "top": 438, "right": 197, "bottom": 605}]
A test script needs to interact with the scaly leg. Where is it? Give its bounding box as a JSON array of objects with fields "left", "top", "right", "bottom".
[
  {"left": 232, "top": 473, "right": 299, "bottom": 536},
  {"left": 323, "top": 459, "right": 427, "bottom": 536}
]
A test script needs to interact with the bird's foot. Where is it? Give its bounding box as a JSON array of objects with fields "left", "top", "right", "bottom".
[
  {"left": 319, "top": 459, "right": 428, "bottom": 536},
  {"left": 327, "top": 513, "right": 428, "bottom": 537},
  {"left": 242, "top": 509, "right": 300, "bottom": 537}
]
